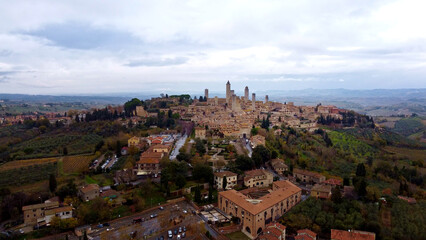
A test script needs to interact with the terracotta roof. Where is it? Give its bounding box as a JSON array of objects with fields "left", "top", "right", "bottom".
[
  {"left": 45, "top": 206, "right": 72, "bottom": 215},
  {"left": 331, "top": 229, "right": 375, "bottom": 240},
  {"left": 397, "top": 195, "right": 417, "bottom": 204},
  {"left": 214, "top": 171, "right": 237, "bottom": 178},
  {"left": 137, "top": 151, "right": 163, "bottom": 164},
  {"left": 100, "top": 189, "right": 119, "bottom": 198},
  {"left": 296, "top": 229, "right": 317, "bottom": 240},
  {"left": 22, "top": 201, "right": 59, "bottom": 211},
  {"left": 80, "top": 184, "right": 100, "bottom": 194},
  {"left": 219, "top": 180, "right": 301, "bottom": 215},
  {"left": 266, "top": 222, "right": 286, "bottom": 231},
  {"left": 244, "top": 169, "right": 272, "bottom": 181},
  {"left": 311, "top": 184, "right": 332, "bottom": 193},
  {"left": 271, "top": 159, "right": 288, "bottom": 169},
  {"left": 322, "top": 178, "right": 342, "bottom": 186},
  {"left": 258, "top": 234, "right": 279, "bottom": 240}
]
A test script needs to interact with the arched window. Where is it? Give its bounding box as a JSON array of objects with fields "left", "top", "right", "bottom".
[
  {"left": 257, "top": 227, "right": 263, "bottom": 234},
  {"left": 245, "top": 226, "right": 251, "bottom": 233}
]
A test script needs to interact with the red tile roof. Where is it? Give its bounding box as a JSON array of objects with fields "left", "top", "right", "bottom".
[
  {"left": 214, "top": 171, "right": 237, "bottom": 178},
  {"left": 331, "top": 229, "right": 375, "bottom": 240},
  {"left": 296, "top": 229, "right": 317, "bottom": 240},
  {"left": 322, "top": 178, "right": 342, "bottom": 186}
]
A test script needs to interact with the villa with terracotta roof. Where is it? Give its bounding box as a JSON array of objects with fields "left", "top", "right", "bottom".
[
  {"left": 322, "top": 178, "right": 342, "bottom": 187},
  {"left": 331, "top": 229, "right": 375, "bottom": 240},
  {"left": 135, "top": 150, "right": 163, "bottom": 176},
  {"left": 214, "top": 171, "right": 238, "bottom": 190},
  {"left": 244, "top": 169, "right": 274, "bottom": 188},
  {"left": 257, "top": 222, "right": 286, "bottom": 240},
  {"left": 295, "top": 229, "right": 317, "bottom": 240},
  {"left": 218, "top": 180, "right": 301, "bottom": 239},
  {"left": 270, "top": 158, "right": 288, "bottom": 175},
  {"left": 293, "top": 169, "right": 325, "bottom": 183},
  {"left": 79, "top": 184, "right": 100, "bottom": 201},
  {"left": 311, "top": 184, "right": 332, "bottom": 199}
]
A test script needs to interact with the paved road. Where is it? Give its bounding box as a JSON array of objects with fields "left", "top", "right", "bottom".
[
  {"left": 89, "top": 200, "right": 198, "bottom": 240},
  {"left": 170, "top": 135, "right": 187, "bottom": 160}
]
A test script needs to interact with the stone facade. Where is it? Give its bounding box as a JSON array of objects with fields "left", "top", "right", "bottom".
[{"left": 218, "top": 181, "right": 301, "bottom": 239}]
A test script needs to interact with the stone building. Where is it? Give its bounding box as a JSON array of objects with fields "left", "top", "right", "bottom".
[
  {"left": 214, "top": 171, "right": 238, "bottom": 190},
  {"left": 218, "top": 180, "right": 301, "bottom": 239},
  {"left": 244, "top": 169, "right": 274, "bottom": 188}
]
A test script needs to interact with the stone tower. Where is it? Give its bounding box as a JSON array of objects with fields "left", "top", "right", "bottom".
[
  {"left": 252, "top": 93, "right": 256, "bottom": 110},
  {"left": 226, "top": 81, "right": 231, "bottom": 105},
  {"left": 265, "top": 95, "right": 269, "bottom": 103},
  {"left": 205, "top": 89, "right": 209, "bottom": 99},
  {"left": 244, "top": 86, "right": 249, "bottom": 102}
]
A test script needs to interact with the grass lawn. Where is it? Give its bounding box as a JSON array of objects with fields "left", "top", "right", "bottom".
[{"left": 226, "top": 231, "right": 250, "bottom": 240}]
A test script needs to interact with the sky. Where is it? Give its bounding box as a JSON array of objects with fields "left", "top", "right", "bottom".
[{"left": 0, "top": 0, "right": 426, "bottom": 95}]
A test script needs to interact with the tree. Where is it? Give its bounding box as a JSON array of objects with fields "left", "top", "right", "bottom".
[
  {"left": 208, "top": 184, "right": 213, "bottom": 202},
  {"left": 193, "top": 164, "right": 213, "bottom": 183},
  {"left": 343, "top": 177, "right": 350, "bottom": 186},
  {"left": 115, "top": 140, "right": 122, "bottom": 158},
  {"left": 235, "top": 155, "right": 254, "bottom": 171},
  {"left": 223, "top": 176, "right": 228, "bottom": 190},
  {"left": 176, "top": 175, "right": 187, "bottom": 189},
  {"left": 63, "top": 146, "right": 68, "bottom": 156},
  {"left": 195, "top": 138, "right": 206, "bottom": 155},
  {"left": 356, "top": 163, "right": 366, "bottom": 177},
  {"left": 252, "top": 145, "right": 271, "bottom": 167},
  {"left": 49, "top": 174, "right": 57, "bottom": 193},
  {"left": 356, "top": 178, "right": 367, "bottom": 198},
  {"left": 331, "top": 186, "right": 342, "bottom": 204},
  {"left": 194, "top": 185, "right": 202, "bottom": 203}
]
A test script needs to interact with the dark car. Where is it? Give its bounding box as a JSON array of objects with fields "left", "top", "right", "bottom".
[
  {"left": 103, "top": 223, "right": 110, "bottom": 227},
  {"left": 174, "top": 229, "right": 178, "bottom": 235}
]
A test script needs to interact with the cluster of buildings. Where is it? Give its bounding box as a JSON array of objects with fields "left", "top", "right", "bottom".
[
  {"left": 169, "top": 81, "right": 344, "bottom": 138},
  {"left": 0, "top": 113, "right": 71, "bottom": 126},
  {"left": 127, "top": 133, "right": 177, "bottom": 177},
  {"left": 22, "top": 197, "right": 73, "bottom": 228}
]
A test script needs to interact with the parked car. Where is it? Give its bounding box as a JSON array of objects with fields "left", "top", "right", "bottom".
[
  {"left": 168, "top": 230, "right": 173, "bottom": 238},
  {"left": 182, "top": 232, "right": 186, "bottom": 238}
]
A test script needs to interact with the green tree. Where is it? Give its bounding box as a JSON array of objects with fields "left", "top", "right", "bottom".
[
  {"left": 252, "top": 145, "right": 271, "bottom": 167},
  {"left": 49, "top": 174, "right": 57, "bottom": 193},
  {"left": 208, "top": 184, "right": 213, "bottom": 202},
  {"left": 331, "top": 186, "right": 342, "bottom": 204},
  {"left": 194, "top": 185, "right": 202, "bottom": 203},
  {"left": 63, "top": 146, "right": 68, "bottom": 156},
  {"left": 176, "top": 175, "right": 187, "bottom": 189},
  {"left": 356, "top": 163, "right": 366, "bottom": 177},
  {"left": 222, "top": 176, "right": 227, "bottom": 190},
  {"left": 235, "top": 155, "right": 254, "bottom": 171}
]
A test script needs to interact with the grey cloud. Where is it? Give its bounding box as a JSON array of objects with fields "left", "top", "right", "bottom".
[
  {"left": 125, "top": 57, "right": 188, "bottom": 67},
  {"left": 23, "top": 21, "right": 141, "bottom": 50}
]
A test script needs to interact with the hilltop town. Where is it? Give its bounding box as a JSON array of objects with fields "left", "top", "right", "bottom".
[{"left": 0, "top": 82, "right": 424, "bottom": 240}]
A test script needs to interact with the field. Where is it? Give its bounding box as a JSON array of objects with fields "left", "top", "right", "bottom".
[
  {"left": 0, "top": 162, "right": 57, "bottom": 188},
  {"left": 0, "top": 157, "right": 58, "bottom": 172},
  {"left": 11, "top": 133, "right": 102, "bottom": 160},
  {"left": 328, "top": 130, "right": 376, "bottom": 160},
  {"left": 61, "top": 154, "right": 99, "bottom": 174}
]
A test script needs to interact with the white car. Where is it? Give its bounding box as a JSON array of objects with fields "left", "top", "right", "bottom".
[{"left": 182, "top": 210, "right": 188, "bottom": 214}]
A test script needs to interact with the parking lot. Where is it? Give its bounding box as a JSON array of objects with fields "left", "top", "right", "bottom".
[{"left": 89, "top": 200, "right": 203, "bottom": 240}]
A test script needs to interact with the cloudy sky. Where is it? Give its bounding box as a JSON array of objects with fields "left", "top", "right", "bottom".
[{"left": 0, "top": 0, "right": 426, "bottom": 95}]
